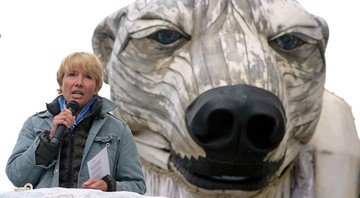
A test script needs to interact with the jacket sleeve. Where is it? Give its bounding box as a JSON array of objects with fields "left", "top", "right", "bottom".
[
  {"left": 114, "top": 123, "right": 147, "bottom": 194},
  {"left": 5, "top": 115, "right": 54, "bottom": 187}
]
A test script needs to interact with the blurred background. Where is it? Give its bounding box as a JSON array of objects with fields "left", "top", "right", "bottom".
[{"left": 0, "top": 0, "right": 358, "bottom": 192}]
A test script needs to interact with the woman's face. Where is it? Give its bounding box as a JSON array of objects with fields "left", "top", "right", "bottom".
[{"left": 61, "top": 66, "right": 98, "bottom": 109}]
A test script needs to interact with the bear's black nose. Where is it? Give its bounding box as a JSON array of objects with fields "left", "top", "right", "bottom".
[{"left": 185, "top": 84, "right": 286, "bottom": 162}]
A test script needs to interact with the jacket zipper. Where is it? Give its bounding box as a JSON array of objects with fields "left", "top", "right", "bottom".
[{"left": 66, "top": 132, "right": 74, "bottom": 187}]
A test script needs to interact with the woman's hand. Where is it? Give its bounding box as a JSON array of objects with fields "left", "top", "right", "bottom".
[
  {"left": 82, "top": 178, "right": 108, "bottom": 191},
  {"left": 49, "top": 108, "right": 76, "bottom": 139}
]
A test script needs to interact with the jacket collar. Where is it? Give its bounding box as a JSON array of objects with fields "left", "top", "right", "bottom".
[{"left": 45, "top": 96, "right": 117, "bottom": 117}]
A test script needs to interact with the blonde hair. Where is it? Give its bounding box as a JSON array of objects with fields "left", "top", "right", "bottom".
[{"left": 56, "top": 52, "right": 104, "bottom": 95}]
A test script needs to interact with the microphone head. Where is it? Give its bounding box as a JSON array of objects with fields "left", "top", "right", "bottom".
[{"left": 67, "top": 100, "right": 80, "bottom": 115}]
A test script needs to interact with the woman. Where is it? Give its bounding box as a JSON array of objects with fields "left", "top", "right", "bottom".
[{"left": 5, "top": 52, "right": 146, "bottom": 194}]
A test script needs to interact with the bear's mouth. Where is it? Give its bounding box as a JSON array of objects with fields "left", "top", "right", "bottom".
[{"left": 170, "top": 148, "right": 285, "bottom": 191}]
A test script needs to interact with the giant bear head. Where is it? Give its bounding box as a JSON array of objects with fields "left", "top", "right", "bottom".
[{"left": 92, "top": 0, "right": 328, "bottom": 196}]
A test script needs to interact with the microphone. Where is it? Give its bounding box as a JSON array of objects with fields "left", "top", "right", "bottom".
[{"left": 50, "top": 100, "right": 80, "bottom": 146}]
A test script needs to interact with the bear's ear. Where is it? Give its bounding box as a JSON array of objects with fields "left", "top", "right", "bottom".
[
  {"left": 312, "top": 15, "right": 329, "bottom": 52},
  {"left": 92, "top": 8, "right": 128, "bottom": 84}
]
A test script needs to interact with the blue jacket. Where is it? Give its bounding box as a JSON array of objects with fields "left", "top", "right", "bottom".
[{"left": 6, "top": 97, "right": 146, "bottom": 194}]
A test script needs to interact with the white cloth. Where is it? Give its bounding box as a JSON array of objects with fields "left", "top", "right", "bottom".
[{"left": 0, "top": 188, "right": 167, "bottom": 198}]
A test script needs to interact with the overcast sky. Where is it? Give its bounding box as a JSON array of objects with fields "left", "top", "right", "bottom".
[{"left": 0, "top": 0, "right": 359, "bottom": 192}]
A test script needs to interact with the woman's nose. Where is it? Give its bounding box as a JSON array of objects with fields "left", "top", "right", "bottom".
[{"left": 74, "top": 76, "right": 84, "bottom": 86}]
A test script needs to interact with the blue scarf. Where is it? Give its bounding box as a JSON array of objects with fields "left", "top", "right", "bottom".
[{"left": 58, "top": 95, "right": 96, "bottom": 132}]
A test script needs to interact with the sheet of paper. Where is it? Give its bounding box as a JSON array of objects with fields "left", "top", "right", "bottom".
[{"left": 87, "top": 147, "right": 110, "bottom": 179}]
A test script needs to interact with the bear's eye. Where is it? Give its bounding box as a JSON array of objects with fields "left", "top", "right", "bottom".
[
  {"left": 273, "top": 34, "right": 304, "bottom": 50},
  {"left": 151, "top": 29, "right": 183, "bottom": 45}
]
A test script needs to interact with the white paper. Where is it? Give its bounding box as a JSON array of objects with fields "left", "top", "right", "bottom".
[{"left": 87, "top": 147, "right": 110, "bottom": 179}]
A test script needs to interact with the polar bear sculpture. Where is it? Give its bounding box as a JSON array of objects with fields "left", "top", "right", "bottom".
[{"left": 92, "top": 0, "right": 360, "bottom": 197}]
